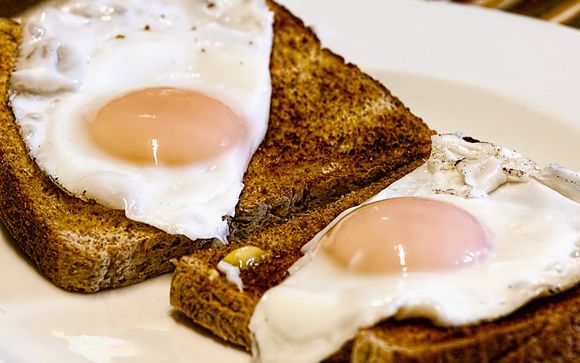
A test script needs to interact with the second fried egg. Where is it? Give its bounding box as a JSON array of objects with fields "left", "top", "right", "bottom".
[{"left": 249, "top": 134, "right": 580, "bottom": 363}]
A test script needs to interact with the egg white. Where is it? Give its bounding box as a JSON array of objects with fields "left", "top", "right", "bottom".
[
  {"left": 249, "top": 134, "right": 580, "bottom": 363},
  {"left": 10, "top": 0, "right": 274, "bottom": 241}
]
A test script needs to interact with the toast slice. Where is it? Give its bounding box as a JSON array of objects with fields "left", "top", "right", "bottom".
[
  {"left": 171, "top": 227, "right": 580, "bottom": 363},
  {"left": 0, "top": 0, "right": 432, "bottom": 292}
]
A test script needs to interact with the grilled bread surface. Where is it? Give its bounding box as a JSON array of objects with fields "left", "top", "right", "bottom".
[
  {"left": 230, "top": 0, "right": 433, "bottom": 238},
  {"left": 0, "top": 0, "right": 431, "bottom": 293}
]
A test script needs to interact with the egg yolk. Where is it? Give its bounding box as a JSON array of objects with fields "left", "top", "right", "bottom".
[
  {"left": 87, "top": 87, "right": 247, "bottom": 166},
  {"left": 320, "top": 197, "right": 492, "bottom": 274}
]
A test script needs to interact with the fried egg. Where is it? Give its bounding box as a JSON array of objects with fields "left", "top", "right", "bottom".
[
  {"left": 9, "top": 0, "right": 273, "bottom": 241},
  {"left": 249, "top": 134, "right": 580, "bottom": 363}
]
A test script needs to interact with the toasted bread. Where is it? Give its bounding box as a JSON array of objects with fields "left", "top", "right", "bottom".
[
  {"left": 172, "top": 227, "right": 579, "bottom": 362},
  {"left": 0, "top": 0, "right": 431, "bottom": 292},
  {"left": 169, "top": 3, "right": 580, "bottom": 362},
  {"left": 0, "top": 18, "right": 211, "bottom": 292}
]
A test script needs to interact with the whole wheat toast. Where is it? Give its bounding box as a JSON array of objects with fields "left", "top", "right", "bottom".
[
  {"left": 169, "top": 2, "right": 580, "bottom": 362},
  {"left": 172, "top": 229, "right": 579, "bottom": 363},
  {"left": 0, "top": 0, "right": 432, "bottom": 292}
]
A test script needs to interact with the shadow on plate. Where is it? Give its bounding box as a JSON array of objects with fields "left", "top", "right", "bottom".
[{"left": 169, "top": 309, "right": 249, "bottom": 354}]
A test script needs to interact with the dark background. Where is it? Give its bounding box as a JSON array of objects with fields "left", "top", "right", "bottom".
[
  {"left": 0, "top": 0, "right": 42, "bottom": 17},
  {"left": 1, "top": 1, "right": 578, "bottom": 28}
]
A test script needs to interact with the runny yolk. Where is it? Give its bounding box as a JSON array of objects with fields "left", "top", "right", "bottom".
[
  {"left": 87, "top": 87, "right": 247, "bottom": 166},
  {"left": 320, "top": 197, "right": 492, "bottom": 274}
]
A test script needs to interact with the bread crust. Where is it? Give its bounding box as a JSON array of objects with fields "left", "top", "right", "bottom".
[
  {"left": 0, "top": 0, "right": 431, "bottom": 293},
  {"left": 348, "top": 285, "right": 579, "bottom": 362}
]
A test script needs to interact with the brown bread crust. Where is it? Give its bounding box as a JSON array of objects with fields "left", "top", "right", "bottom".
[
  {"left": 348, "top": 285, "right": 579, "bottom": 362},
  {"left": 0, "top": 0, "right": 431, "bottom": 293}
]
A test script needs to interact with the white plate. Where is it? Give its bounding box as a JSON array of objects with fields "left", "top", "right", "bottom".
[{"left": 1, "top": 1, "right": 579, "bottom": 362}]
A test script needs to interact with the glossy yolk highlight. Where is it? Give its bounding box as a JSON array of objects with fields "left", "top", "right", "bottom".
[
  {"left": 321, "top": 197, "right": 492, "bottom": 274},
  {"left": 87, "top": 87, "right": 246, "bottom": 166}
]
